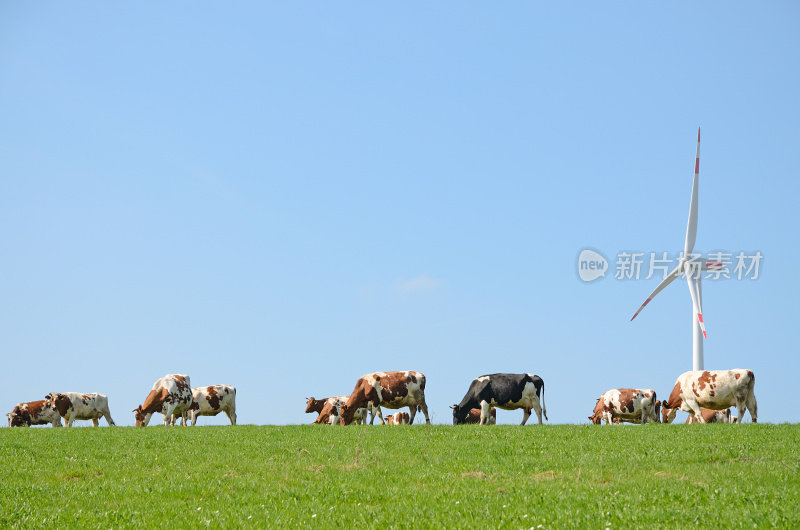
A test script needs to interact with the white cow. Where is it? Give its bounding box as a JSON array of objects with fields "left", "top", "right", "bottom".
[
  {"left": 133, "top": 374, "right": 192, "bottom": 427},
  {"left": 171, "top": 385, "right": 237, "bottom": 426},
  {"left": 662, "top": 370, "right": 757, "bottom": 423},
  {"left": 588, "top": 388, "right": 660, "bottom": 425},
  {"left": 45, "top": 393, "right": 115, "bottom": 427}
]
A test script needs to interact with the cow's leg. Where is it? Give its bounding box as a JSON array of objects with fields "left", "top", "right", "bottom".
[
  {"left": 479, "top": 401, "right": 492, "bottom": 425},
  {"left": 66, "top": 413, "right": 74, "bottom": 428},
  {"left": 531, "top": 401, "right": 544, "bottom": 425},
  {"left": 226, "top": 407, "right": 236, "bottom": 426},
  {"left": 683, "top": 400, "right": 704, "bottom": 423},
  {"left": 602, "top": 411, "right": 612, "bottom": 425},
  {"left": 104, "top": 409, "right": 115, "bottom": 426},
  {"left": 747, "top": 394, "right": 758, "bottom": 424},
  {"left": 374, "top": 407, "right": 385, "bottom": 425},
  {"left": 418, "top": 401, "right": 431, "bottom": 424},
  {"left": 92, "top": 418, "right": 99, "bottom": 427},
  {"left": 520, "top": 407, "right": 531, "bottom": 426},
  {"left": 408, "top": 405, "right": 417, "bottom": 425}
]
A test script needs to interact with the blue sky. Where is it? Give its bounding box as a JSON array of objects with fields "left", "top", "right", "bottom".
[{"left": 2, "top": 3, "right": 798, "bottom": 425}]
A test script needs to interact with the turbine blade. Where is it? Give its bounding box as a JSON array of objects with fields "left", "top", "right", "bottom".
[
  {"left": 684, "top": 128, "right": 700, "bottom": 256},
  {"left": 684, "top": 263, "right": 707, "bottom": 339},
  {"left": 630, "top": 264, "right": 683, "bottom": 321}
]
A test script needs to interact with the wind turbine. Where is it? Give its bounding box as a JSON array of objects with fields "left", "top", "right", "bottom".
[{"left": 630, "top": 128, "right": 721, "bottom": 371}]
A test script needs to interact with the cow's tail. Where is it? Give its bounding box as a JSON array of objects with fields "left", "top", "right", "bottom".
[{"left": 540, "top": 381, "right": 548, "bottom": 422}]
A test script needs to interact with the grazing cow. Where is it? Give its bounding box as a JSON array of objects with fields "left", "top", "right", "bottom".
[
  {"left": 465, "top": 407, "right": 497, "bottom": 425},
  {"left": 384, "top": 412, "right": 410, "bottom": 425},
  {"left": 662, "top": 369, "right": 757, "bottom": 424},
  {"left": 44, "top": 393, "right": 115, "bottom": 427},
  {"left": 452, "top": 373, "right": 547, "bottom": 426},
  {"left": 311, "top": 396, "right": 368, "bottom": 425},
  {"left": 7, "top": 400, "right": 62, "bottom": 427},
  {"left": 588, "top": 389, "right": 660, "bottom": 425},
  {"left": 685, "top": 407, "right": 735, "bottom": 424},
  {"left": 172, "top": 385, "right": 237, "bottom": 426},
  {"left": 339, "top": 371, "right": 431, "bottom": 426},
  {"left": 133, "top": 374, "right": 192, "bottom": 427}
]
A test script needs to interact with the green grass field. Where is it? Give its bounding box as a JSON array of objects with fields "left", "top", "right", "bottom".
[{"left": 1, "top": 424, "right": 798, "bottom": 528}]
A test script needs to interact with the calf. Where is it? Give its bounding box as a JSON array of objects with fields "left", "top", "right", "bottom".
[
  {"left": 662, "top": 369, "right": 757, "bottom": 424},
  {"left": 173, "top": 385, "right": 237, "bottom": 426},
  {"left": 588, "top": 389, "right": 660, "bottom": 425},
  {"left": 312, "top": 396, "right": 368, "bottom": 425},
  {"left": 45, "top": 393, "right": 115, "bottom": 427},
  {"left": 465, "top": 407, "right": 496, "bottom": 425},
  {"left": 452, "top": 373, "right": 547, "bottom": 425},
  {"left": 7, "top": 400, "right": 62, "bottom": 427},
  {"left": 133, "top": 374, "right": 192, "bottom": 427},
  {"left": 339, "top": 371, "right": 430, "bottom": 426},
  {"left": 685, "top": 407, "right": 734, "bottom": 424},
  {"left": 384, "top": 412, "right": 410, "bottom": 425}
]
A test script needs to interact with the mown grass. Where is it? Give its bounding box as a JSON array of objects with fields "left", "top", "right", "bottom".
[{"left": 1, "top": 424, "right": 798, "bottom": 528}]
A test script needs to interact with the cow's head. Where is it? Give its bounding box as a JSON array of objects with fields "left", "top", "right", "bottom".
[
  {"left": 305, "top": 397, "right": 324, "bottom": 414},
  {"left": 45, "top": 393, "right": 71, "bottom": 417},
  {"left": 451, "top": 404, "right": 469, "bottom": 425},
  {"left": 338, "top": 402, "right": 355, "bottom": 426},
  {"left": 588, "top": 412, "right": 602, "bottom": 425},
  {"left": 7, "top": 409, "right": 29, "bottom": 427},
  {"left": 661, "top": 404, "right": 678, "bottom": 424},
  {"left": 133, "top": 406, "right": 147, "bottom": 427}
]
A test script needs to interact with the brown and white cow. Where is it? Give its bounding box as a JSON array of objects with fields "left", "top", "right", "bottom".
[
  {"left": 339, "top": 371, "right": 430, "bottom": 426},
  {"left": 588, "top": 389, "right": 660, "bottom": 425},
  {"left": 685, "top": 407, "right": 735, "bottom": 424},
  {"left": 465, "top": 407, "right": 496, "bottom": 425},
  {"left": 133, "top": 374, "right": 192, "bottom": 427},
  {"left": 7, "top": 400, "right": 62, "bottom": 427},
  {"left": 662, "top": 369, "right": 757, "bottom": 424},
  {"left": 310, "top": 396, "right": 368, "bottom": 425},
  {"left": 384, "top": 412, "right": 410, "bottom": 425},
  {"left": 172, "top": 385, "right": 237, "bottom": 426},
  {"left": 44, "top": 393, "right": 115, "bottom": 427}
]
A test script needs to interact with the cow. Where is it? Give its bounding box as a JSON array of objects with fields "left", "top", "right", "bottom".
[
  {"left": 7, "top": 400, "right": 62, "bottom": 427},
  {"left": 44, "top": 393, "right": 115, "bottom": 427},
  {"left": 384, "top": 412, "right": 410, "bottom": 425},
  {"left": 685, "top": 407, "right": 735, "bottom": 424},
  {"left": 588, "top": 389, "right": 660, "bottom": 425},
  {"left": 339, "top": 371, "right": 431, "bottom": 426},
  {"left": 662, "top": 369, "right": 757, "bottom": 424},
  {"left": 133, "top": 374, "right": 192, "bottom": 427},
  {"left": 465, "top": 407, "right": 497, "bottom": 425},
  {"left": 311, "top": 396, "right": 369, "bottom": 425},
  {"left": 172, "top": 385, "right": 237, "bottom": 426},
  {"left": 452, "top": 373, "right": 547, "bottom": 426}
]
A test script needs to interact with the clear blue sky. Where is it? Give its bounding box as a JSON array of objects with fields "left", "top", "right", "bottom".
[{"left": 2, "top": 3, "right": 798, "bottom": 425}]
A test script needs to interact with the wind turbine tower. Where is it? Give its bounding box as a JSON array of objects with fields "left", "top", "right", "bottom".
[{"left": 630, "top": 128, "right": 722, "bottom": 371}]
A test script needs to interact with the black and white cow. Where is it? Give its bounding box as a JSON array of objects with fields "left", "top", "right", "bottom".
[{"left": 451, "top": 373, "right": 547, "bottom": 425}]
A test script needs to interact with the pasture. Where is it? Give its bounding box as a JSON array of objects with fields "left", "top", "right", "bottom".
[{"left": 1, "top": 424, "right": 798, "bottom": 528}]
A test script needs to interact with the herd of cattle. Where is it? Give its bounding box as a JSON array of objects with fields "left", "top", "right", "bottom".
[{"left": 6, "top": 368, "right": 758, "bottom": 428}]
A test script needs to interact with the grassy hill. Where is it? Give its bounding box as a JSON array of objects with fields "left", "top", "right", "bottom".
[{"left": 1, "top": 424, "right": 798, "bottom": 528}]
